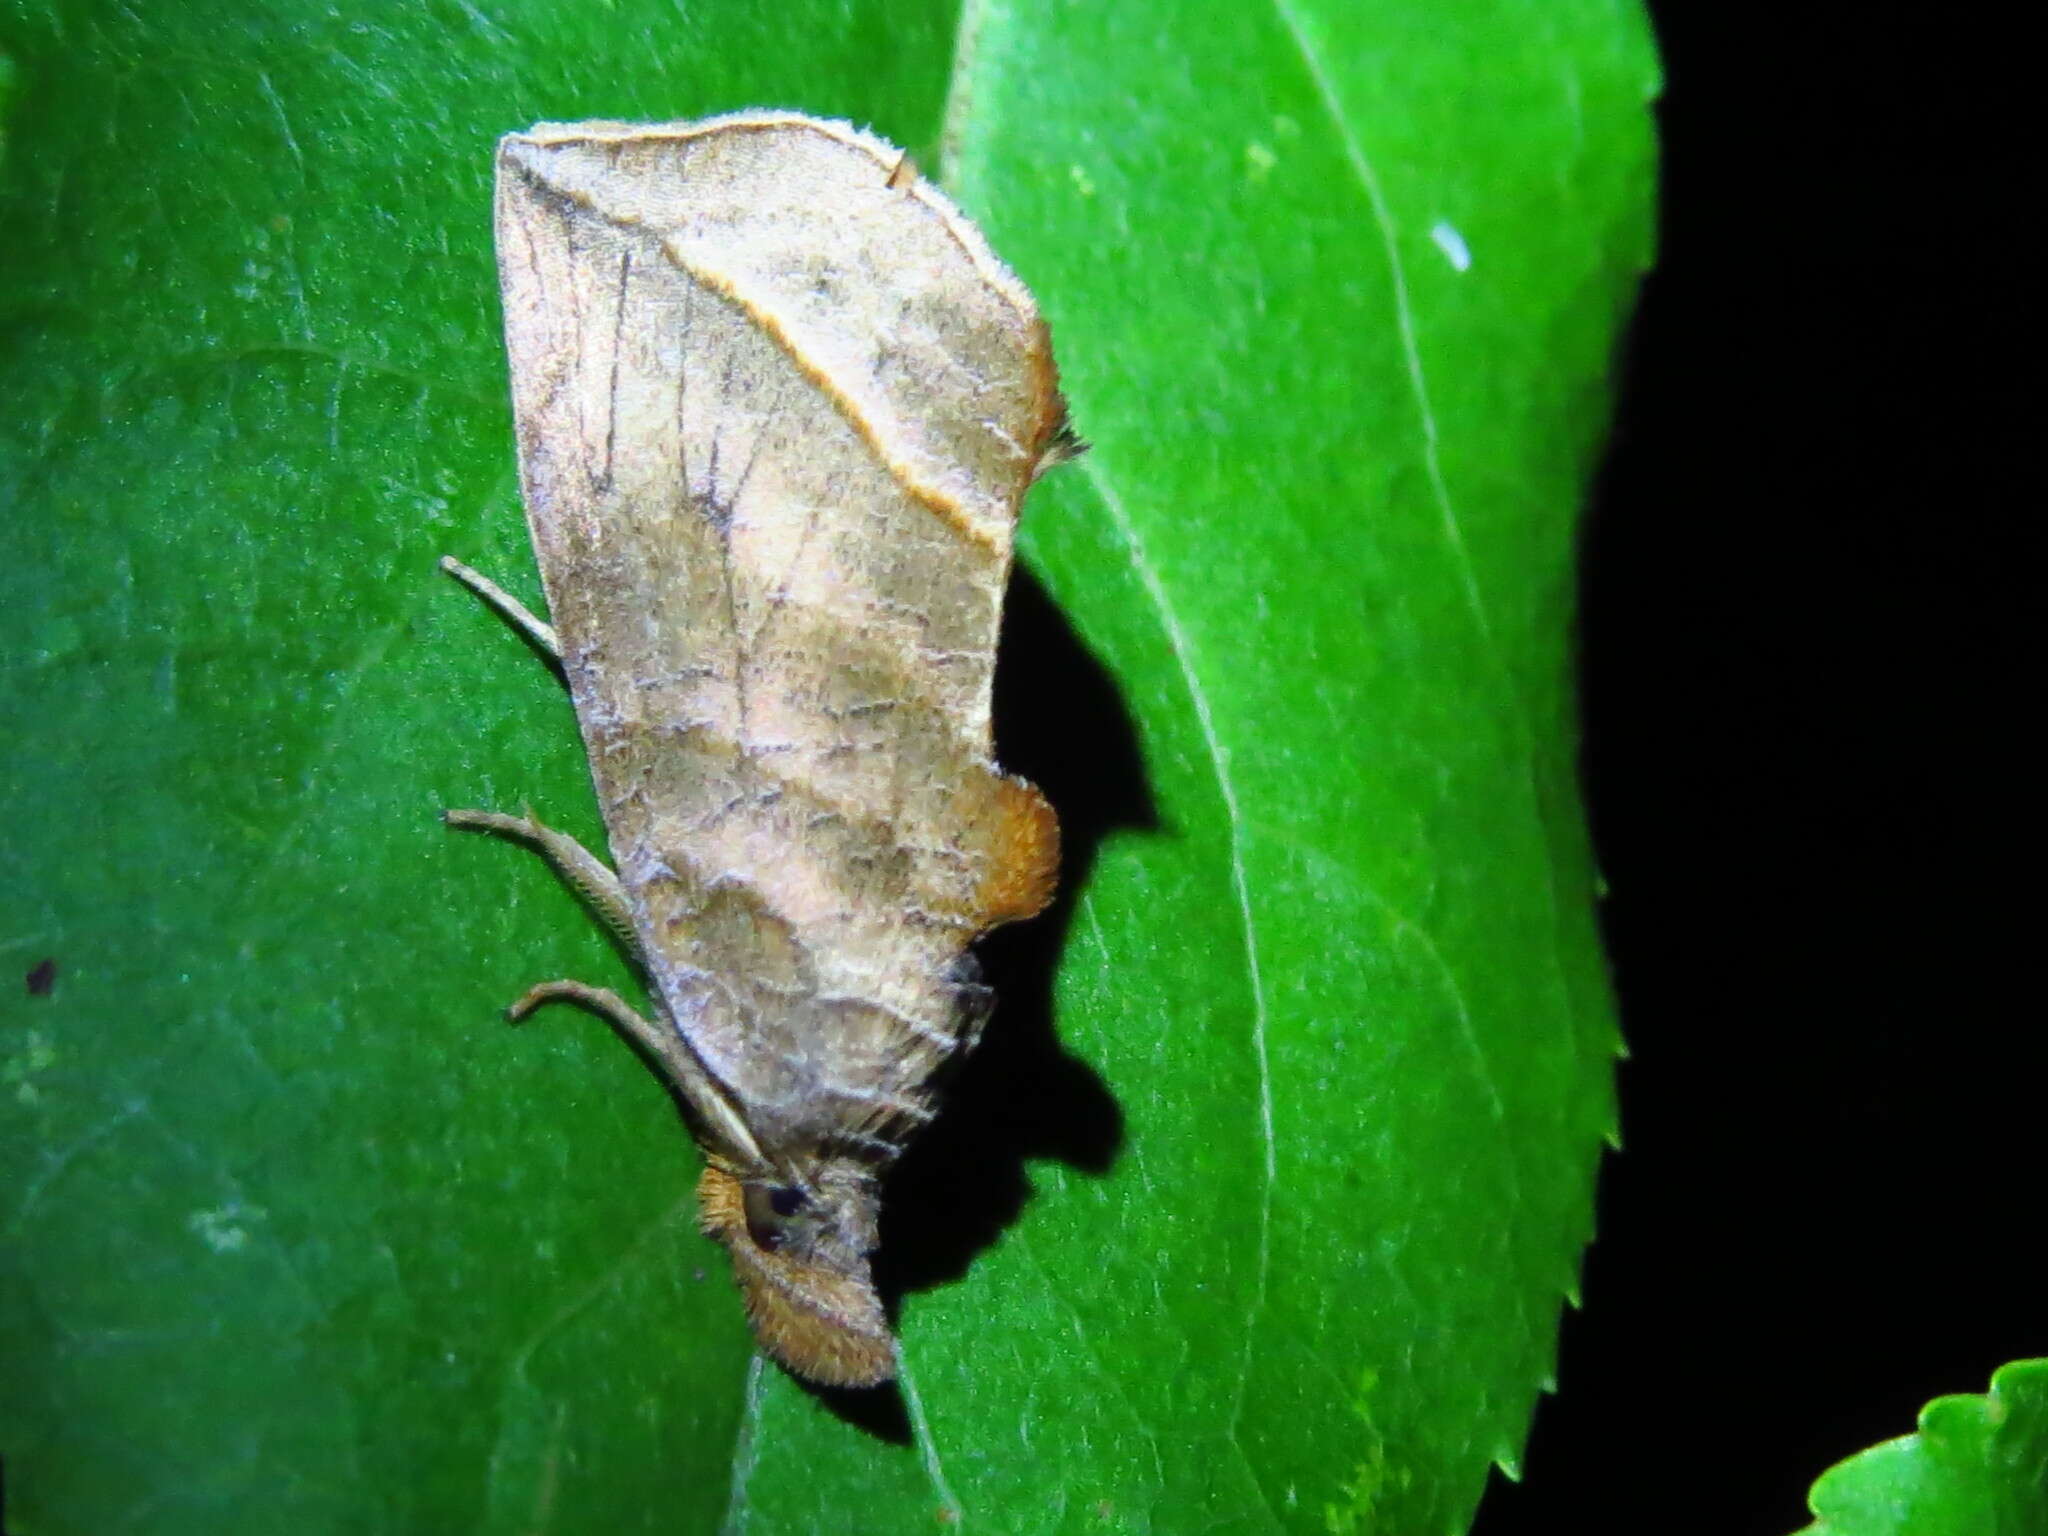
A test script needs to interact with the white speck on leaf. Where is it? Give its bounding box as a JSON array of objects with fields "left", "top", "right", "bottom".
[
  {"left": 188, "top": 1202, "right": 266, "bottom": 1254},
  {"left": 1430, "top": 219, "right": 1473, "bottom": 272},
  {"left": 4, "top": 1029, "right": 57, "bottom": 1105},
  {"left": 1069, "top": 164, "right": 1096, "bottom": 198}
]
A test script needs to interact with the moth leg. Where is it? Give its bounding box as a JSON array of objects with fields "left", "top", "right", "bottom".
[
  {"left": 509, "top": 979, "right": 767, "bottom": 1170},
  {"left": 443, "top": 809, "right": 768, "bottom": 1166},
  {"left": 506, "top": 978, "right": 676, "bottom": 1057},
  {"left": 443, "top": 807, "right": 638, "bottom": 956},
  {"left": 440, "top": 554, "right": 560, "bottom": 660}
]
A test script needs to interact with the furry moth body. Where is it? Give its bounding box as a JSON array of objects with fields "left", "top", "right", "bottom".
[{"left": 442, "top": 115, "right": 1072, "bottom": 1387}]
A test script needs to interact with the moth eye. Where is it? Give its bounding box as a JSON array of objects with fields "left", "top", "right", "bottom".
[{"left": 741, "top": 1182, "right": 807, "bottom": 1251}]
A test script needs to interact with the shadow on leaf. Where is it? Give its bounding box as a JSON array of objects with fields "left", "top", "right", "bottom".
[{"left": 871, "top": 560, "right": 1150, "bottom": 1347}]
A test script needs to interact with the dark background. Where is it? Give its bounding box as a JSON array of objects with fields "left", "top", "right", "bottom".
[{"left": 1472, "top": 8, "right": 2034, "bottom": 1535}]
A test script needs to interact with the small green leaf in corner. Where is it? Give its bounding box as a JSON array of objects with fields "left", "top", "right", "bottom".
[{"left": 1797, "top": 1358, "right": 2048, "bottom": 1536}]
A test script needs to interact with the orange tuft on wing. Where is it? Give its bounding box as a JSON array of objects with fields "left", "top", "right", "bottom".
[{"left": 973, "top": 773, "right": 1061, "bottom": 928}]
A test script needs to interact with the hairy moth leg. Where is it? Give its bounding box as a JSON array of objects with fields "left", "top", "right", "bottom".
[
  {"left": 441, "top": 812, "right": 764, "bottom": 1168},
  {"left": 505, "top": 977, "right": 673, "bottom": 1058},
  {"left": 442, "top": 807, "right": 639, "bottom": 954}
]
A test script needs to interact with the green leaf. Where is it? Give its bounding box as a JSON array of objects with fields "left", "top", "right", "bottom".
[
  {"left": 1796, "top": 1361, "right": 2048, "bottom": 1536},
  {"left": 0, "top": 3, "right": 1654, "bottom": 1532}
]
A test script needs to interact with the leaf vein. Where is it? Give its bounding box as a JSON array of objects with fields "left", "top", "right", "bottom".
[
  {"left": 1269, "top": 0, "right": 1494, "bottom": 652},
  {"left": 1079, "top": 453, "right": 1276, "bottom": 1431},
  {"left": 717, "top": 1353, "right": 766, "bottom": 1535},
  {"left": 901, "top": 1357, "right": 965, "bottom": 1525},
  {"left": 1016, "top": 1231, "right": 1167, "bottom": 1495},
  {"left": 935, "top": 0, "right": 993, "bottom": 187}
]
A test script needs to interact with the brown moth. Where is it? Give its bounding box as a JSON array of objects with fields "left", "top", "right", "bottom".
[{"left": 441, "top": 114, "right": 1076, "bottom": 1387}]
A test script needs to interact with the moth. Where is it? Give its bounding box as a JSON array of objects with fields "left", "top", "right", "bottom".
[{"left": 442, "top": 114, "right": 1077, "bottom": 1387}]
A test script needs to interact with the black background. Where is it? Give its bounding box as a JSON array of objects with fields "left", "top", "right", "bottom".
[{"left": 1471, "top": 8, "right": 2035, "bottom": 1535}]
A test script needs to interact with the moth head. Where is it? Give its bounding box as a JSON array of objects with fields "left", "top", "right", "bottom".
[{"left": 696, "top": 1160, "right": 895, "bottom": 1387}]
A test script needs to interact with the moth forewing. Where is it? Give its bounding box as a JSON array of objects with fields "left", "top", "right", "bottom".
[{"left": 449, "top": 113, "right": 1069, "bottom": 1386}]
